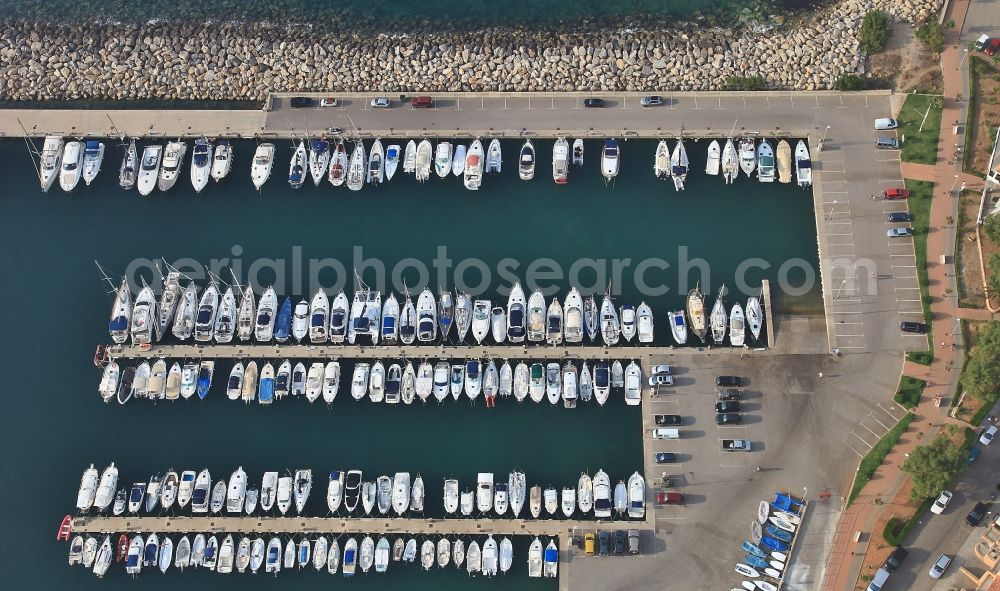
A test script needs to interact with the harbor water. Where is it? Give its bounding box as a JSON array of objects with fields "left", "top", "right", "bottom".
[{"left": 0, "top": 136, "right": 818, "bottom": 589}]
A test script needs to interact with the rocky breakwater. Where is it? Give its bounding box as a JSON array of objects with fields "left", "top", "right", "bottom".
[{"left": 0, "top": 0, "right": 942, "bottom": 101}]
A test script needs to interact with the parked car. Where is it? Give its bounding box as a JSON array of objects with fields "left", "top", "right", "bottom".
[
  {"left": 655, "top": 414, "right": 683, "bottom": 426},
  {"left": 966, "top": 502, "right": 988, "bottom": 526},
  {"left": 881, "top": 547, "right": 909, "bottom": 573},
  {"left": 886, "top": 212, "right": 912, "bottom": 222},
  {"left": 928, "top": 554, "right": 952, "bottom": 579},
  {"left": 930, "top": 490, "right": 953, "bottom": 514},
  {"left": 716, "top": 375, "right": 744, "bottom": 387},
  {"left": 900, "top": 321, "right": 928, "bottom": 334},
  {"left": 887, "top": 227, "right": 914, "bottom": 238},
  {"left": 320, "top": 97, "right": 340, "bottom": 107},
  {"left": 655, "top": 491, "right": 684, "bottom": 505},
  {"left": 717, "top": 388, "right": 743, "bottom": 401},
  {"left": 598, "top": 530, "right": 610, "bottom": 556},
  {"left": 411, "top": 95, "right": 434, "bottom": 108},
  {"left": 967, "top": 446, "right": 981, "bottom": 465},
  {"left": 655, "top": 452, "right": 678, "bottom": 463},
  {"left": 628, "top": 529, "right": 640, "bottom": 555},
  {"left": 715, "top": 401, "right": 742, "bottom": 413},
  {"left": 716, "top": 413, "right": 742, "bottom": 425},
  {"left": 584, "top": 98, "right": 606, "bottom": 108},
  {"left": 613, "top": 530, "right": 626, "bottom": 555},
  {"left": 584, "top": 532, "right": 595, "bottom": 556},
  {"left": 289, "top": 96, "right": 313, "bottom": 109},
  {"left": 649, "top": 364, "right": 672, "bottom": 375},
  {"left": 980, "top": 425, "right": 997, "bottom": 445},
  {"left": 370, "top": 97, "right": 391, "bottom": 108},
  {"left": 648, "top": 374, "right": 674, "bottom": 387},
  {"left": 640, "top": 96, "right": 663, "bottom": 107},
  {"left": 883, "top": 188, "right": 910, "bottom": 200},
  {"left": 874, "top": 118, "right": 899, "bottom": 130}
]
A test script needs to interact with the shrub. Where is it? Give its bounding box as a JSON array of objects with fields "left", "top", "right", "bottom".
[
  {"left": 835, "top": 74, "right": 866, "bottom": 91},
  {"left": 860, "top": 11, "right": 890, "bottom": 54}
]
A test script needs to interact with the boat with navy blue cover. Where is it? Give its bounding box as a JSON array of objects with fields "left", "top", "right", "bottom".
[{"left": 274, "top": 297, "right": 293, "bottom": 343}]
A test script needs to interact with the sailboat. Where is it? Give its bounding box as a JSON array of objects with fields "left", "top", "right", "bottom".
[
  {"left": 687, "top": 284, "right": 707, "bottom": 343},
  {"left": 722, "top": 138, "right": 739, "bottom": 184},
  {"left": 518, "top": 139, "right": 535, "bottom": 180},
  {"left": 288, "top": 140, "right": 307, "bottom": 188},
  {"left": 346, "top": 140, "right": 365, "bottom": 191},
  {"left": 157, "top": 141, "right": 187, "bottom": 191},
  {"left": 757, "top": 139, "right": 775, "bottom": 183},
  {"left": 794, "top": 140, "right": 812, "bottom": 188},
  {"left": 402, "top": 140, "right": 417, "bottom": 174},
  {"left": 654, "top": 140, "right": 670, "bottom": 178},
  {"left": 747, "top": 295, "right": 764, "bottom": 342},
  {"left": 309, "top": 139, "right": 331, "bottom": 186},
  {"left": 415, "top": 139, "right": 432, "bottom": 182},
  {"left": 572, "top": 138, "right": 584, "bottom": 166},
  {"left": 384, "top": 143, "right": 401, "bottom": 180},
  {"left": 464, "top": 139, "right": 484, "bottom": 190},
  {"left": 118, "top": 138, "right": 138, "bottom": 190},
  {"left": 671, "top": 139, "right": 688, "bottom": 191},
  {"left": 250, "top": 143, "right": 275, "bottom": 189},
  {"left": 738, "top": 137, "right": 756, "bottom": 177},
  {"left": 82, "top": 140, "right": 105, "bottom": 186},
  {"left": 486, "top": 138, "right": 502, "bottom": 173},
  {"left": 730, "top": 302, "right": 746, "bottom": 347},
  {"left": 39, "top": 135, "right": 63, "bottom": 192},
  {"left": 136, "top": 144, "right": 161, "bottom": 196},
  {"left": 601, "top": 139, "right": 620, "bottom": 182},
  {"left": 189, "top": 138, "right": 212, "bottom": 193},
  {"left": 434, "top": 141, "right": 452, "bottom": 178},
  {"left": 210, "top": 139, "right": 233, "bottom": 182},
  {"left": 552, "top": 137, "right": 569, "bottom": 184},
  {"left": 367, "top": 138, "right": 384, "bottom": 185},
  {"left": 328, "top": 140, "right": 348, "bottom": 186},
  {"left": 710, "top": 285, "right": 728, "bottom": 344}
]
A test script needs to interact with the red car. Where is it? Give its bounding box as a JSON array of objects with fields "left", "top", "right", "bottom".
[
  {"left": 985, "top": 39, "right": 1000, "bottom": 57},
  {"left": 656, "top": 492, "right": 684, "bottom": 505},
  {"left": 883, "top": 188, "right": 910, "bottom": 200}
]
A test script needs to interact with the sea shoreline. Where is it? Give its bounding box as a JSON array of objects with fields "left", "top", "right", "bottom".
[{"left": 0, "top": 0, "right": 941, "bottom": 100}]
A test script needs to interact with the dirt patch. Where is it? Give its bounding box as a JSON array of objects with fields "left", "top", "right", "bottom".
[
  {"left": 957, "top": 190, "right": 994, "bottom": 308},
  {"left": 869, "top": 23, "right": 942, "bottom": 93},
  {"left": 968, "top": 57, "right": 1000, "bottom": 176}
]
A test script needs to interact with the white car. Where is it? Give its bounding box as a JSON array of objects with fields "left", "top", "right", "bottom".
[
  {"left": 930, "top": 490, "right": 953, "bottom": 514},
  {"left": 649, "top": 364, "right": 672, "bottom": 375},
  {"left": 980, "top": 425, "right": 997, "bottom": 445},
  {"left": 370, "top": 97, "right": 391, "bottom": 109},
  {"left": 928, "top": 554, "right": 951, "bottom": 579}
]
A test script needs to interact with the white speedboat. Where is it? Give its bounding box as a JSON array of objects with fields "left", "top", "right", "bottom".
[
  {"left": 211, "top": 139, "right": 232, "bottom": 182},
  {"left": 711, "top": 286, "right": 727, "bottom": 344},
  {"left": 328, "top": 140, "right": 348, "bottom": 186},
  {"left": 39, "top": 135, "right": 63, "bottom": 192},
  {"left": 739, "top": 137, "right": 756, "bottom": 177},
  {"left": 730, "top": 302, "right": 746, "bottom": 347},
  {"left": 434, "top": 141, "right": 452, "bottom": 178},
  {"left": 452, "top": 143, "right": 467, "bottom": 176},
  {"left": 600, "top": 293, "right": 620, "bottom": 345},
  {"left": 136, "top": 144, "right": 162, "bottom": 196},
  {"left": 464, "top": 139, "right": 484, "bottom": 190},
  {"left": 309, "top": 139, "right": 331, "bottom": 186},
  {"left": 367, "top": 138, "right": 384, "bottom": 185},
  {"left": 722, "top": 137, "right": 739, "bottom": 184},
  {"left": 627, "top": 471, "right": 645, "bottom": 518},
  {"left": 119, "top": 138, "right": 138, "bottom": 190},
  {"left": 654, "top": 140, "right": 670, "bottom": 178},
  {"left": 552, "top": 137, "right": 569, "bottom": 184},
  {"left": 593, "top": 362, "right": 610, "bottom": 405},
  {"left": 795, "top": 139, "right": 812, "bottom": 188},
  {"left": 250, "top": 143, "right": 275, "bottom": 189},
  {"left": 601, "top": 139, "right": 620, "bottom": 182},
  {"left": 518, "top": 139, "right": 535, "bottom": 180},
  {"left": 402, "top": 140, "right": 417, "bottom": 174},
  {"left": 415, "top": 139, "right": 432, "bottom": 181},
  {"left": 157, "top": 141, "right": 187, "bottom": 191},
  {"left": 624, "top": 361, "right": 642, "bottom": 406},
  {"left": 288, "top": 140, "right": 307, "bottom": 188},
  {"left": 705, "top": 139, "right": 721, "bottom": 176},
  {"left": 671, "top": 138, "right": 688, "bottom": 191},
  {"left": 757, "top": 139, "right": 775, "bottom": 182},
  {"left": 777, "top": 139, "right": 792, "bottom": 183},
  {"left": 347, "top": 140, "right": 366, "bottom": 190},
  {"left": 59, "top": 140, "right": 84, "bottom": 192},
  {"left": 507, "top": 282, "right": 526, "bottom": 343},
  {"left": 637, "top": 302, "right": 654, "bottom": 343},
  {"left": 563, "top": 287, "right": 583, "bottom": 343},
  {"left": 82, "top": 140, "right": 104, "bottom": 186},
  {"left": 384, "top": 143, "right": 401, "bottom": 180},
  {"left": 572, "top": 138, "right": 584, "bottom": 166},
  {"left": 747, "top": 296, "right": 763, "bottom": 342},
  {"left": 669, "top": 309, "right": 688, "bottom": 345},
  {"left": 486, "top": 138, "right": 502, "bottom": 173},
  {"left": 189, "top": 138, "right": 212, "bottom": 193}
]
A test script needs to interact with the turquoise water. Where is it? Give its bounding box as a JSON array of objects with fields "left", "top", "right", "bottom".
[{"left": 0, "top": 136, "right": 817, "bottom": 589}]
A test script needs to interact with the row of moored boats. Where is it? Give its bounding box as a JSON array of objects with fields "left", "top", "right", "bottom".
[
  {"left": 38, "top": 134, "right": 811, "bottom": 194},
  {"left": 100, "top": 356, "right": 646, "bottom": 408},
  {"left": 69, "top": 531, "right": 557, "bottom": 578}
]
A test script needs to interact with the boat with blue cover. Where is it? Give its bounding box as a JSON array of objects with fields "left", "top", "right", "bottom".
[{"left": 274, "top": 297, "right": 293, "bottom": 342}]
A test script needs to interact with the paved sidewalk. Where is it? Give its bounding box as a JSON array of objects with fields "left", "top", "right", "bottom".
[{"left": 819, "top": 1, "right": 999, "bottom": 589}]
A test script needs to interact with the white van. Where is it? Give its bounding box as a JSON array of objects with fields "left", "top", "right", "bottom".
[
  {"left": 874, "top": 118, "right": 899, "bottom": 130},
  {"left": 652, "top": 428, "right": 679, "bottom": 440}
]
